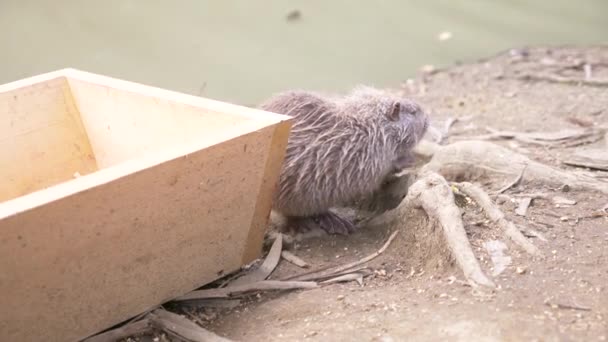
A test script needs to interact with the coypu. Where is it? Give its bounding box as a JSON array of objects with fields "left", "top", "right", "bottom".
[{"left": 259, "top": 86, "right": 429, "bottom": 235}]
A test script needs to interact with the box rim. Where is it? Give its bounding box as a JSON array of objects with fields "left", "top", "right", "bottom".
[
  {"left": 0, "top": 68, "right": 293, "bottom": 124},
  {"left": 0, "top": 68, "right": 293, "bottom": 219}
]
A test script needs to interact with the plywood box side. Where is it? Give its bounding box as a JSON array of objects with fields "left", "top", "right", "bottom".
[
  {"left": 0, "top": 68, "right": 293, "bottom": 341},
  {"left": 0, "top": 76, "right": 98, "bottom": 202},
  {"left": 0, "top": 125, "right": 280, "bottom": 342},
  {"left": 242, "top": 120, "right": 292, "bottom": 263}
]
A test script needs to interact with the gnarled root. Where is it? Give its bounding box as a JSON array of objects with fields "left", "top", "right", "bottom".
[
  {"left": 365, "top": 170, "right": 544, "bottom": 289},
  {"left": 417, "top": 140, "right": 608, "bottom": 195},
  {"left": 403, "top": 172, "right": 496, "bottom": 288}
]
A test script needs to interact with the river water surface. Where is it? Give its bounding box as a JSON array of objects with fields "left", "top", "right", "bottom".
[{"left": 1, "top": 1, "right": 606, "bottom": 105}]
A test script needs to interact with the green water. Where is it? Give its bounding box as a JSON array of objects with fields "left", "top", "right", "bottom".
[{"left": 1, "top": 0, "right": 606, "bottom": 105}]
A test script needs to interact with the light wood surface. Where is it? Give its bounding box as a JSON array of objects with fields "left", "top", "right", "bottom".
[{"left": 0, "top": 69, "right": 292, "bottom": 342}]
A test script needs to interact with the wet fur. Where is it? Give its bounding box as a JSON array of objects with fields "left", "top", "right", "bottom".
[{"left": 259, "top": 86, "right": 429, "bottom": 232}]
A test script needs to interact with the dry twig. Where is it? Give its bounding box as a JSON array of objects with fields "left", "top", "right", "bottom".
[
  {"left": 83, "top": 318, "right": 152, "bottom": 342},
  {"left": 148, "top": 309, "right": 232, "bottom": 342},
  {"left": 173, "top": 280, "right": 318, "bottom": 302},
  {"left": 544, "top": 301, "right": 592, "bottom": 312},
  {"left": 496, "top": 164, "right": 527, "bottom": 194},
  {"left": 286, "top": 231, "right": 399, "bottom": 282},
  {"left": 229, "top": 233, "right": 283, "bottom": 287},
  {"left": 281, "top": 251, "right": 310, "bottom": 268},
  {"left": 319, "top": 272, "right": 367, "bottom": 286},
  {"left": 517, "top": 73, "right": 608, "bottom": 88}
]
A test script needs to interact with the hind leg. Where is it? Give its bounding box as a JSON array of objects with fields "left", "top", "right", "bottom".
[{"left": 286, "top": 212, "right": 358, "bottom": 235}]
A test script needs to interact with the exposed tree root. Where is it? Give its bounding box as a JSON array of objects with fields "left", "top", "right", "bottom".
[
  {"left": 266, "top": 138, "right": 604, "bottom": 293},
  {"left": 416, "top": 140, "right": 608, "bottom": 195},
  {"left": 359, "top": 136, "right": 608, "bottom": 288},
  {"left": 517, "top": 73, "right": 608, "bottom": 88},
  {"left": 399, "top": 172, "right": 496, "bottom": 288},
  {"left": 452, "top": 182, "right": 542, "bottom": 257}
]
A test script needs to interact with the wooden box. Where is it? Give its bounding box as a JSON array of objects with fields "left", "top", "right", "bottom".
[{"left": 0, "top": 69, "right": 292, "bottom": 341}]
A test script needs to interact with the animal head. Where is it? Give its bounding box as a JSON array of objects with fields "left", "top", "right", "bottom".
[
  {"left": 386, "top": 97, "right": 429, "bottom": 155},
  {"left": 344, "top": 86, "right": 430, "bottom": 157}
]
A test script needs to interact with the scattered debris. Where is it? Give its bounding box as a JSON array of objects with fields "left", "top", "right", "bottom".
[
  {"left": 84, "top": 309, "right": 233, "bottom": 342},
  {"left": 552, "top": 196, "right": 577, "bottom": 206},
  {"left": 286, "top": 9, "right": 301, "bottom": 21},
  {"left": 177, "top": 298, "right": 241, "bottom": 309},
  {"left": 456, "top": 126, "right": 606, "bottom": 148},
  {"left": 433, "top": 116, "right": 465, "bottom": 144},
  {"left": 286, "top": 231, "right": 399, "bottom": 282},
  {"left": 544, "top": 301, "right": 592, "bottom": 312},
  {"left": 497, "top": 164, "right": 527, "bottom": 194},
  {"left": 566, "top": 116, "right": 594, "bottom": 128},
  {"left": 319, "top": 272, "right": 366, "bottom": 286},
  {"left": 148, "top": 309, "right": 233, "bottom": 342},
  {"left": 446, "top": 275, "right": 471, "bottom": 287},
  {"left": 281, "top": 250, "right": 310, "bottom": 268},
  {"left": 515, "top": 197, "right": 532, "bottom": 216},
  {"left": 229, "top": 233, "right": 283, "bottom": 286},
  {"left": 83, "top": 317, "right": 152, "bottom": 342},
  {"left": 173, "top": 280, "right": 319, "bottom": 301},
  {"left": 521, "top": 228, "right": 548, "bottom": 242},
  {"left": 483, "top": 240, "right": 512, "bottom": 276},
  {"left": 517, "top": 72, "right": 608, "bottom": 88}
]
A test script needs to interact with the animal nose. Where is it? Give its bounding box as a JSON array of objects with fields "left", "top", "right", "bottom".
[{"left": 403, "top": 100, "right": 422, "bottom": 115}]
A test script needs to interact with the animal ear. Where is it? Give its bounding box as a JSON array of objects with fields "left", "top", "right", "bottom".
[{"left": 388, "top": 102, "right": 401, "bottom": 121}]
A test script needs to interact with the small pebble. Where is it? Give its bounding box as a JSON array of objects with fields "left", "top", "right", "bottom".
[
  {"left": 437, "top": 31, "right": 453, "bottom": 41},
  {"left": 495, "top": 194, "right": 510, "bottom": 204},
  {"left": 421, "top": 64, "right": 435, "bottom": 73},
  {"left": 337, "top": 295, "right": 345, "bottom": 301},
  {"left": 305, "top": 331, "right": 318, "bottom": 338},
  {"left": 516, "top": 267, "right": 527, "bottom": 274}
]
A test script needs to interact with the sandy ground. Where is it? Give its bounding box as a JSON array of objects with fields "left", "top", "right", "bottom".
[{"left": 129, "top": 46, "right": 608, "bottom": 342}]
